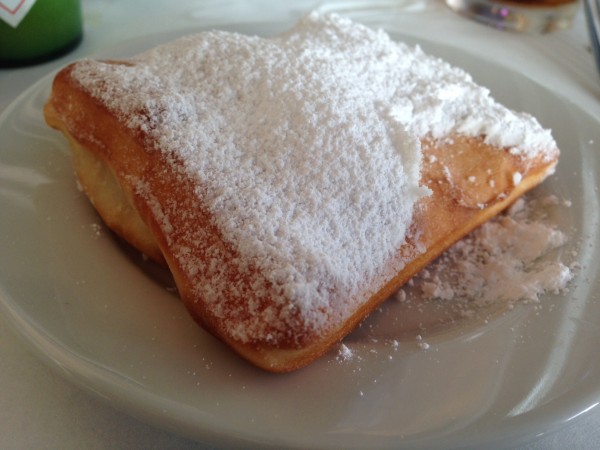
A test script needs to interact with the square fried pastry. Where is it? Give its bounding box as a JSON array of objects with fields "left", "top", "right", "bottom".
[{"left": 44, "top": 12, "right": 559, "bottom": 372}]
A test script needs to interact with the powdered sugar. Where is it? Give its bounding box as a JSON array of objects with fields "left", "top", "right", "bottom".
[
  {"left": 69, "top": 12, "right": 559, "bottom": 341},
  {"left": 396, "top": 195, "right": 573, "bottom": 312},
  {"left": 72, "top": 13, "right": 435, "bottom": 332}
]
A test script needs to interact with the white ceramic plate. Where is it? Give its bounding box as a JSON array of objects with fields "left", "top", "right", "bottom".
[{"left": 1, "top": 21, "right": 599, "bottom": 450}]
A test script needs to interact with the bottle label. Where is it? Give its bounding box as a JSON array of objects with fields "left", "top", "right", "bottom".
[{"left": 0, "top": 0, "right": 38, "bottom": 28}]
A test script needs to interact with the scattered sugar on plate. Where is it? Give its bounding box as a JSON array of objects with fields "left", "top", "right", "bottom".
[
  {"left": 396, "top": 194, "right": 574, "bottom": 313},
  {"left": 416, "top": 334, "right": 430, "bottom": 350},
  {"left": 334, "top": 194, "right": 574, "bottom": 362},
  {"left": 336, "top": 343, "right": 354, "bottom": 362}
]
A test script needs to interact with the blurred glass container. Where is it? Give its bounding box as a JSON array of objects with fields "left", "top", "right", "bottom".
[
  {"left": 445, "top": 0, "right": 579, "bottom": 33},
  {"left": 0, "top": 0, "right": 83, "bottom": 67}
]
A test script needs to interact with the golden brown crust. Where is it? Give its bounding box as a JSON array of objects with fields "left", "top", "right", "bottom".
[{"left": 44, "top": 63, "right": 557, "bottom": 373}]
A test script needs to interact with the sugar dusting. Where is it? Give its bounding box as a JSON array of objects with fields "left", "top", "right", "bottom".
[
  {"left": 398, "top": 195, "right": 573, "bottom": 311},
  {"left": 70, "top": 12, "right": 560, "bottom": 342},
  {"left": 72, "top": 12, "right": 440, "bottom": 333}
]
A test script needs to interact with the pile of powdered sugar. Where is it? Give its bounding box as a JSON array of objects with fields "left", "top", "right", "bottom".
[
  {"left": 70, "top": 11, "right": 560, "bottom": 339},
  {"left": 395, "top": 195, "right": 574, "bottom": 314},
  {"left": 335, "top": 195, "right": 573, "bottom": 362}
]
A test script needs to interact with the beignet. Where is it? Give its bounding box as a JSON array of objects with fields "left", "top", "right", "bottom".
[{"left": 44, "top": 12, "right": 558, "bottom": 372}]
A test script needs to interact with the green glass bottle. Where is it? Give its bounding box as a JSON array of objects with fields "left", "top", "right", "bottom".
[{"left": 0, "top": 0, "right": 83, "bottom": 68}]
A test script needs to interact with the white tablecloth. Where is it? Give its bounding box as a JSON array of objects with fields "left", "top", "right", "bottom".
[{"left": 1, "top": 1, "right": 600, "bottom": 448}]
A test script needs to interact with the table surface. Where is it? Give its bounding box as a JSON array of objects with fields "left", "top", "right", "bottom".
[{"left": 2, "top": 1, "right": 600, "bottom": 448}]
